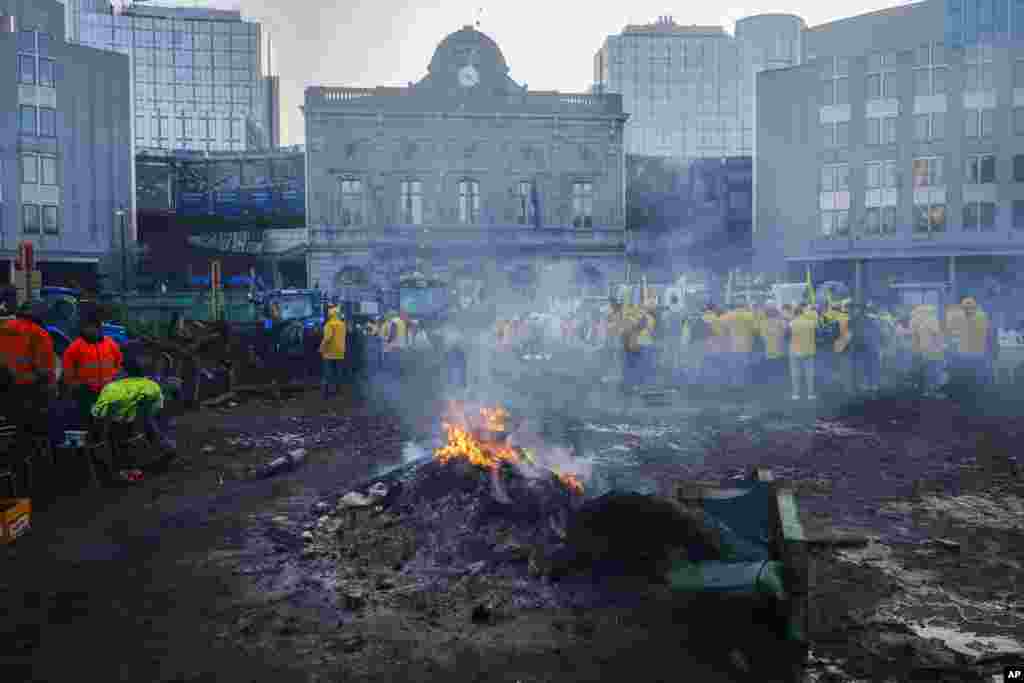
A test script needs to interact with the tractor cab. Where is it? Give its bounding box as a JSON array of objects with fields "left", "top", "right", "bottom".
[{"left": 251, "top": 288, "right": 325, "bottom": 359}]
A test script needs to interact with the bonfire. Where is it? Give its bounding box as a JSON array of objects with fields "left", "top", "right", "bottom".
[{"left": 434, "top": 401, "right": 585, "bottom": 498}]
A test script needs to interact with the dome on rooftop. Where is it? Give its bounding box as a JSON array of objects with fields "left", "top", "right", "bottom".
[{"left": 427, "top": 25, "right": 509, "bottom": 77}]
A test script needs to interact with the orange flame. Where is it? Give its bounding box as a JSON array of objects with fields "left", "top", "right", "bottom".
[
  {"left": 480, "top": 406, "right": 509, "bottom": 433},
  {"left": 434, "top": 422, "right": 520, "bottom": 471},
  {"left": 556, "top": 471, "right": 584, "bottom": 495},
  {"left": 435, "top": 401, "right": 583, "bottom": 494}
]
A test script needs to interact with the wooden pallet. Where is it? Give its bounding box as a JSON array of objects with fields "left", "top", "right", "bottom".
[{"left": 673, "top": 466, "right": 814, "bottom": 643}]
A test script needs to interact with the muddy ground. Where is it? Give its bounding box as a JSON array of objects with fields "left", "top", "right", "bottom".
[{"left": 1, "top": 361, "right": 1023, "bottom": 682}]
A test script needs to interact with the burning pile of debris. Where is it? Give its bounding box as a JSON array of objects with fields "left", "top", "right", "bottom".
[{"left": 320, "top": 402, "right": 726, "bottom": 595}]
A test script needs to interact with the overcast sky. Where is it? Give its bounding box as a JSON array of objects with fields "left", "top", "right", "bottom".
[{"left": 203, "top": 0, "right": 912, "bottom": 146}]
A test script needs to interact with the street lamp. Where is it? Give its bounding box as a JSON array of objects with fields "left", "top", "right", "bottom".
[{"left": 114, "top": 208, "right": 127, "bottom": 293}]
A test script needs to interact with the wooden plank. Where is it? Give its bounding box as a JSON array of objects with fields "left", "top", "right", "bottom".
[
  {"left": 775, "top": 489, "right": 807, "bottom": 542},
  {"left": 770, "top": 485, "right": 813, "bottom": 643}
]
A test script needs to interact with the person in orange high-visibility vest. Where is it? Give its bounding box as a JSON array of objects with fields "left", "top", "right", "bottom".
[
  {"left": 63, "top": 313, "right": 124, "bottom": 423},
  {"left": 0, "top": 300, "right": 56, "bottom": 433}
]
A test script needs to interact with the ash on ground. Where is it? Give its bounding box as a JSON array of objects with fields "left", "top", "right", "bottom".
[{"left": 311, "top": 455, "right": 698, "bottom": 620}]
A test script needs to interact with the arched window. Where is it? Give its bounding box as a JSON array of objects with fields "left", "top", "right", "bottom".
[
  {"left": 400, "top": 179, "right": 423, "bottom": 225},
  {"left": 516, "top": 180, "right": 537, "bottom": 226},
  {"left": 458, "top": 179, "right": 480, "bottom": 224},
  {"left": 335, "top": 266, "right": 369, "bottom": 288},
  {"left": 572, "top": 180, "right": 594, "bottom": 228},
  {"left": 339, "top": 178, "right": 363, "bottom": 227}
]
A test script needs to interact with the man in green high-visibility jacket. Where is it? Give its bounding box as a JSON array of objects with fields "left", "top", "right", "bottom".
[{"left": 92, "top": 353, "right": 174, "bottom": 454}]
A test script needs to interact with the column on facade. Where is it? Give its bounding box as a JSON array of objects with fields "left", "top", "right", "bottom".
[
  {"left": 948, "top": 255, "right": 957, "bottom": 302},
  {"left": 854, "top": 259, "right": 864, "bottom": 305}
]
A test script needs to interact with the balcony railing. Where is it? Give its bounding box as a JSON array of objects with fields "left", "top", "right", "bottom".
[
  {"left": 309, "top": 225, "right": 626, "bottom": 250},
  {"left": 306, "top": 86, "right": 624, "bottom": 115},
  {"left": 307, "top": 86, "right": 403, "bottom": 106},
  {"left": 810, "top": 226, "right": 1024, "bottom": 256}
]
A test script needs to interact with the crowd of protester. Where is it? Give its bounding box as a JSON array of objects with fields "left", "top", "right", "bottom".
[{"left": 485, "top": 293, "right": 1008, "bottom": 401}]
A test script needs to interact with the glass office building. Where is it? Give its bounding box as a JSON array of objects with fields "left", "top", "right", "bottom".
[
  {"left": 944, "top": 0, "right": 1024, "bottom": 47},
  {"left": 66, "top": 0, "right": 277, "bottom": 152},
  {"left": 594, "top": 15, "right": 804, "bottom": 160}
]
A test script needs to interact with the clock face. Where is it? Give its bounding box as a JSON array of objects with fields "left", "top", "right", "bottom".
[{"left": 458, "top": 65, "right": 479, "bottom": 88}]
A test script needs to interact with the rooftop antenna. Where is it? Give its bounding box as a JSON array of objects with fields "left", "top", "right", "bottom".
[{"left": 476, "top": 7, "right": 483, "bottom": 29}]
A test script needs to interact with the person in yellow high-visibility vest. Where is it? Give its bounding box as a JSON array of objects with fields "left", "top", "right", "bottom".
[
  {"left": 831, "top": 301, "right": 854, "bottom": 394},
  {"left": 788, "top": 304, "right": 819, "bottom": 400},
  {"left": 758, "top": 306, "right": 788, "bottom": 390},
  {"left": 947, "top": 297, "right": 993, "bottom": 389},
  {"left": 726, "top": 302, "right": 757, "bottom": 389},
  {"left": 319, "top": 306, "right": 347, "bottom": 399},
  {"left": 635, "top": 305, "right": 657, "bottom": 386},
  {"left": 911, "top": 303, "right": 944, "bottom": 396},
  {"left": 382, "top": 311, "right": 408, "bottom": 376},
  {"left": 702, "top": 304, "right": 725, "bottom": 385},
  {"left": 620, "top": 304, "right": 643, "bottom": 390}
]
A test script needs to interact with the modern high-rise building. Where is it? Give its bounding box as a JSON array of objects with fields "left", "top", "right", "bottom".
[
  {"left": 593, "top": 15, "right": 804, "bottom": 160},
  {"left": 63, "top": 0, "right": 279, "bottom": 153},
  {"left": 753, "top": 0, "right": 1024, "bottom": 304},
  {"left": 1, "top": 0, "right": 132, "bottom": 290}
]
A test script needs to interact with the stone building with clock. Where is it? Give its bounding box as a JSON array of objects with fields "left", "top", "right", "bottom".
[{"left": 302, "top": 25, "right": 628, "bottom": 300}]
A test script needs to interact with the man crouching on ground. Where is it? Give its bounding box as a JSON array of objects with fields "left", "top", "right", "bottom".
[{"left": 91, "top": 352, "right": 176, "bottom": 459}]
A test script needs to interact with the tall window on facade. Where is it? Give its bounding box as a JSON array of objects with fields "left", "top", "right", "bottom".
[
  {"left": 964, "top": 42, "right": 994, "bottom": 92},
  {"left": 864, "top": 160, "right": 899, "bottom": 236},
  {"left": 38, "top": 55, "right": 54, "bottom": 87},
  {"left": 458, "top": 179, "right": 480, "bottom": 224},
  {"left": 965, "top": 107, "right": 995, "bottom": 138},
  {"left": 400, "top": 180, "right": 423, "bottom": 225},
  {"left": 339, "top": 178, "right": 363, "bottom": 227},
  {"left": 821, "top": 56, "right": 849, "bottom": 106},
  {"left": 21, "top": 154, "right": 57, "bottom": 186},
  {"left": 572, "top": 181, "right": 594, "bottom": 228},
  {"left": 963, "top": 201, "right": 997, "bottom": 232},
  {"left": 866, "top": 115, "right": 897, "bottom": 146},
  {"left": 913, "top": 42, "right": 947, "bottom": 96},
  {"left": 820, "top": 164, "right": 850, "bottom": 237},
  {"left": 912, "top": 157, "right": 945, "bottom": 235},
  {"left": 823, "top": 121, "right": 849, "bottom": 148},
  {"left": 19, "top": 105, "right": 36, "bottom": 135},
  {"left": 22, "top": 204, "right": 40, "bottom": 234},
  {"left": 966, "top": 154, "right": 996, "bottom": 184},
  {"left": 1015, "top": 154, "right": 1024, "bottom": 182},
  {"left": 42, "top": 205, "right": 59, "bottom": 235},
  {"left": 21, "top": 154, "right": 38, "bottom": 184},
  {"left": 38, "top": 108, "right": 55, "bottom": 137},
  {"left": 516, "top": 181, "right": 536, "bottom": 225},
  {"left": 865, "top": 51, "right": 896, "bottom": 100},
  {"left": 41, "top": 155, "right": 57, "bottom": 185},
  {"left": 19, "top": 54, "right": 35, "bottom": 84},
  {"left": 913, "top": 112, "right": 945, "bottom": 142},
  {"left": 157, "top": 113, "right": 170, "bottom": 148},
  {"left": 17, "top": 30, "right": 55, "bottom": 88},
  {"left": 1014, "top": 200, "right": 1024, "bottom": 230},
  {"left": 200, "top": 116, "right": 215, "bottom": 147},
  {"left": 135, "top": 114, "right": 148, "bottom": 144}
]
